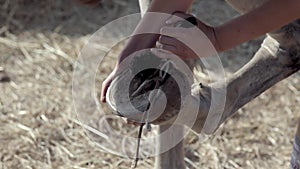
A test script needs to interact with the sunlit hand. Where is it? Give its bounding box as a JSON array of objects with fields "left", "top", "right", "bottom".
[{"left": 151, "top": 12, "right": 220, "bottom": 60}]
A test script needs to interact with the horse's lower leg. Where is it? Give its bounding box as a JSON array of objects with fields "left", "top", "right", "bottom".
[
  {"left": 191, "top": 32, "right": 300, "bottom": 134},
  {"left": 154, "top": 125, "right": 186, "bottom": 169}
]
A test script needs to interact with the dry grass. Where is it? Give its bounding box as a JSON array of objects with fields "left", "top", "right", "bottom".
[{"left": 0, "top": 0, "right": 299, "bottom": 169}]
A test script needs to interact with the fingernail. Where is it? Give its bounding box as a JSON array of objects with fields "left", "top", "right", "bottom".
[{"left": 165, "top": 20, "right": 171, "bottom": 24}]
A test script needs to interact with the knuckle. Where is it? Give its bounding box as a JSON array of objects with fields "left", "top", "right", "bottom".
[
  {"left": 158, "top": 35, "right": 163, "bottom": 42},
  {"left": 159, "top": 35, "right": 165, "bottom": 43},
  {"left": 156, "top": 41, "right": 162, "bottom": 49},
  {"left": 160, "top": 27, "right": 166, "bottom": 34}
]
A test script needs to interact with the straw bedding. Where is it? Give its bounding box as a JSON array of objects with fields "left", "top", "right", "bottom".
[{"left": 0, "top": 0, "right": 299, "bottom": 168}]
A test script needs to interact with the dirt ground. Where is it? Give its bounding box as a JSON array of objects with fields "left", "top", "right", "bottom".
[{"left": 0, "top": 0, "right": 299, "bottom": 169}]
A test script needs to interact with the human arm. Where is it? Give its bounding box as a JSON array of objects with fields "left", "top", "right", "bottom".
[
  {"left": 154, "top": 0, "right": 300, "bottom": 59},
  {"left": 216, "top": 0, "right": 300, "bottom": 52}
]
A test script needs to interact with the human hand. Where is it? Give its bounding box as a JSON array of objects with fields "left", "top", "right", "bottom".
[
  {"left": 151, "top": 12, "right": 220, "bottom": 60},
  {"left": 101, "top": 65, "right": 140, "bottom": 126}
]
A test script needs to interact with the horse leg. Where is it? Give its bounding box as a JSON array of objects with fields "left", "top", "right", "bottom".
[{"left": 191, "top": 20, "right": 300, "bottom": 134}]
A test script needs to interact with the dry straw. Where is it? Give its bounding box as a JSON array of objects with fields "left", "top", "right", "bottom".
[{"left": 0, "top": 0, "right": 299, "bottom": 168}]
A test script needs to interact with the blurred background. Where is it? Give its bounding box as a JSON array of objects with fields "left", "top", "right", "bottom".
[{"left": 0, "top": 0, "right": 299, "bottom": 168}]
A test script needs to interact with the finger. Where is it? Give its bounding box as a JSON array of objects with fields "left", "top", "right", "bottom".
[
  {"left": 100, "top": 82, "right": 108, "bottom": 102},
  {"left": 151, "top": 48, "right": 177, "bottom": 59},
  {"left": 156, "top": 41, "right": 177, "bottom": 50},
  {"left": 160, "top": 27, "right": 185, "bottom": 39},
  {"left": 157, "top": 39, "right": 187, "bottom": 58},
  {"left": 101, "top": 79, "right": 112, "bottom": 103},
  {"left": 166, "top": 12, "right": 190, "bottom": 24},
  {"left": 158, "top": 35, "right": 185, "bottom": 47},
  {"left": 156, "top": 41, "right": 178, "bottom": 54}
]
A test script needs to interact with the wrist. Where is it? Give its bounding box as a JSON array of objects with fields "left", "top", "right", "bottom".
[{"left": 197, "top": 22, "right": 222, "bottom": 53}]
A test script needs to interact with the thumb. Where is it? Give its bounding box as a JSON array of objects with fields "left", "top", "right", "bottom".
[{"left": 101, "top": 78, "right": 113, "bottom": 103}]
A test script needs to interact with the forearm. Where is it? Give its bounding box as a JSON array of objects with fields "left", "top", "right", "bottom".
[
  {"left": 216, "top": 0, "right": 300, "bottom": 52},
  {"left": 118, "top": 0, "right": 193, "bottom": 63}
]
